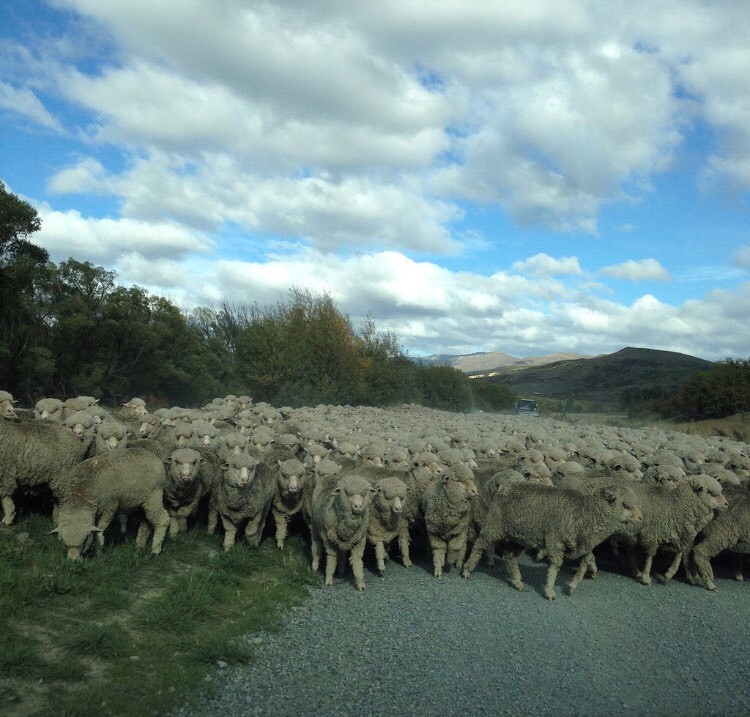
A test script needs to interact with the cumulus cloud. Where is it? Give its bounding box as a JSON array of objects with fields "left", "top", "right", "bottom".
[
  {"left": 599, "top": 259, "right": 672, "bottom": 281},
  {"left": 34, "top": 206, "right": 212, "bottom": 264},
  {"left": 512, "top": 253, "right": 583, "bottom": 276}
]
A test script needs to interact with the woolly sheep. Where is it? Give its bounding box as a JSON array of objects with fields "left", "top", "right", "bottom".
[
  {"left": 34, "top": 397, "right": 64, "bottom": 422},
  {"left": 64, "top": 410, "right": 96, "bottom": 443},
  {"left": 164, "top": 448, "right": 214, "bottom": 536},
  {"left": 270, "top": 457, "right": 310, "bottom": 550},
  {"left": 462, "top": 483, "right": 643, "bottom": 600},
  {"left": 366, "top": 475, "right": 411, "bottom": 575},
  {"left": 309, "top": 473, "right": 378, "bottom": 591},
  {"left": 94, "top": 420, "right": 129, "bottom": 454},
  {"left": 1, "top": 418, "right": 94, "bottom": 525},
  {"left": 1, "top": 391, "right": 18, "bottom": 420},
  {"left": 191, "top": 419, "right": 220, "bottom": 451},
  {"left": 421, "top": 465, "right": 478, "bottom": 578},
  {"left": 691, "top": 484, "right": 750, "bottom": 591},
  {"left": 215, "top": 452, "right": 274, "bottom": 551},
  {"left": 52, "top": 447, "right": 170, "bottom": 559}
]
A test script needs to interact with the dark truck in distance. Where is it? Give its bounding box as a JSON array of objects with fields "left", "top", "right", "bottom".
[{"left": 516, "top": 399, "right": 540, "bottom": 417}]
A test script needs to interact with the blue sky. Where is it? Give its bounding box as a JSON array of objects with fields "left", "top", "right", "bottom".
[{"left": 2, "top": 0, "right": 750, "bottom": 361}]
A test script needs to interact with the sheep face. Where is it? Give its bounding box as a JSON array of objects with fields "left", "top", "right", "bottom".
[
  {"left": 442, "top": 471, "right": 479, "bottom": 500},
  {"left": 373, "top": 477, "right": 408, "bottom": 515},
  {"left": 96, "top": 421, "right": 128, "bottom": 452},
  {"left": 600, "top": 486, "right": 643, "bottom": 525},
  {"left": 34, "top": 398, "right": 64, "bottom": 421},
  {"left": 65, "top": 411, "right": 95, "bottom": 442},
  {"left": 689, "top": 476, "right": 729, "bottom": 511},
  {"left": 173, "top": 422, "right": 195, "bottom": 449},
  {"left": 167, "top": 448, "right": 204, "bottom": 483},
  {"left": 333, "top": 476, "right": 377, "bottom": 515},
  {"left": 277, "top": 459, "right": 307, "bottom": 495},
  {"left": 51, "top": 514, "right": 101, "bottom": 561},
  {"left": 222, "top": 455, "right": 259, "bottom": 488},
  {"left": 137, "top": 415, "right": 161, "bottom": 439}
]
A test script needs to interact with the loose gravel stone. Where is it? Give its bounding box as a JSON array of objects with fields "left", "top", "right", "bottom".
[{"left": 173, "top": 551, "right": 750, "bottom": 717}]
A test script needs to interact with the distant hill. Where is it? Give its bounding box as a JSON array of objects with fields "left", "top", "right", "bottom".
[
  {"left": 415, "top": 351, "right": 590, "bottom": 374},
  {"left": 473, "top": 347, "right": 714, "bottom": 405}
]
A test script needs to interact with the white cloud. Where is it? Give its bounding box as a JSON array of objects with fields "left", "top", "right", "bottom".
[
  {"left": 733, "top": 247, "right": 750, "bottom": 271},
  {"left": 0, "top": 81, "right": 63, "bottom": 131},
  {"left": 34, "top": 206, "right": 212, "bottom": 264},
  {"left": 599, "top": 258, "right": 672, "bottom": 281},
  {"left": 512, "top": 253, "right": 583, "bottom": 276}
]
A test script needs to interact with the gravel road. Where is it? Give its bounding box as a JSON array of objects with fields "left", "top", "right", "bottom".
[{"left": 174, "top": 549, "right": 750, "bottom": 717}]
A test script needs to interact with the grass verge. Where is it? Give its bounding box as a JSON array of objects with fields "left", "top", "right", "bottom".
[{"left": 0, "top": 514, "right": 317, "bottom": 717}]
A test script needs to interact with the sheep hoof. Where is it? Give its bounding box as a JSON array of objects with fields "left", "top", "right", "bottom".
[
  {"left": 735, "top": 574, "right": 744, "bottom": 582},
  {"left": 567, "top": 582, "right": 577, "bottom": 594},
  {"left": 276, "top": 542, "right": 284, "bottom": 550},
  {"left": 656, "top": 573, "right": 668, "bottom": 584},
  {"left": 545, "top": 593, "right": 556, "bottom": 602},
  {"left": 639, "top": 576, "right": 652, "bottom": 586},
  {"left": 511, "top": 581, "right": 524, "bottom": 592},
  {"left": 403, "top": 560, "right": 412, "bottom": 569},
  {"left": 357, "top": 584, "right": 365, "bottom": 592},
  {"left": 462, "top": 570, "right": 471, "bottom": 580},
  {"left": 707, "top": 583, "right": 718, "bottom": 592}
]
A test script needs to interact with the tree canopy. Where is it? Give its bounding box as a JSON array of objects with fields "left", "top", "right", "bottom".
[{"left": 0, "top": 185, "right": 517, "bottom": 412}]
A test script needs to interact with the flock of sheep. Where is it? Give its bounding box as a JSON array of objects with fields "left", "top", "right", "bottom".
[{"left": 1, "top": 388, "right": 749, "bottom": 600}]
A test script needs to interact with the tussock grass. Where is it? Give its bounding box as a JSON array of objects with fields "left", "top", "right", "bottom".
[{"left": 0, "top": 516, "right": 317, "bottom": 716}]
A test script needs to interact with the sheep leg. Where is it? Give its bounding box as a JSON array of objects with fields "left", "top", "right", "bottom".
[
  {"left": 502, "top": 551, "right": 525, "bottom": 592},
  {"left": 462, "top": 538, "right": 488, "bottom": 578},
  {"left": 206, "top": 495, "right": 218, "bottom": 535},
  {"left": 169, "top": 515, "right": 181, "bottom": 537},
  {"left": 398, "top": 525, "right": 412, "bottom": 568},
  {"left": 136, "top": 521, "right": 151, "bottom": 547},
  {"left": 544, "top": 557, "right": 563, "bottom": 601},
  {"left": 350, "top": 539, "right": 367, "bottom": 591},
  {"left": 486, "top": 544, "right": 497, "bottom": 568},
  {"left": 584, "top": 553, "right": 598, "bottom": 578},
  {"left": 639, "top": 553, "right": 654, "bottom": 586},
  {"left": 324, "top": 547, "right": 338, "bottom": 586},
  {"left": 143, "top": 497, "right": 170, "bottom": 555},
  {"left": 243, "top": 513, "right": 265, "bottom": 547},
  {"left": 96, "top": 505, "right": 118, "bottom": 547},
  {"left": 375, "top": 541, "right": 387, "bottom": 575},
  {"left": 117, "top": 512, "right": 128, "bottom": 534},
  {"left": 272, "top": 508, "right": 288, "bottom": 550},
  {"left": 1, "top": 496, "right": 16, "bottom": 525},
  {"left": 662, "top": 551, "right": 682, "bottom": 582},
  {"left": 447, "top": 535, "right": 468, "bottom": 570},
  {"left": 691, "top": 542, "right": 719, "bottom": 591},
  {"left": 568, "top": 556, "right": 590, "bottom": 594},
  {"left": 310, "top": 536, "right": 322, "bottom": 573},
  {"left": 429, "top": 536, "right": 447, "bottom": 578},
  {"left": 221, "top": 515, "right": 238, "bottom": 552}
]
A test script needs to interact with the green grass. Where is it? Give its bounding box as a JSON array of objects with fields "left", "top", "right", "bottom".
[{"left": 0, "top": 515, "right": 318, "bottom": 717}]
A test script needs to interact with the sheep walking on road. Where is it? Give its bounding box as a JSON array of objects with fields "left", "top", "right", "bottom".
[
  {"left": 310, "top": 473, "right": 377, "bottom": 591},
  {"left": 463, "top": 483, "right": 643, "bottom": 600}
]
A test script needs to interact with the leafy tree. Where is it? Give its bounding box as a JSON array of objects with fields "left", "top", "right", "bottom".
[
  {"left": 0, "top": 183, "right": 51, "bottom": 399},
  {"left": 419, "top": 365, "right": 474, "bottom": 412},
  {"left": 470, "top": 379, "right": 517, "bottom": 412}
]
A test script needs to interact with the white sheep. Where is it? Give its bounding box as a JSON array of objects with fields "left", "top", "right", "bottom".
[
  {"left": 52, "top": 447, "right": 170, "bottom": 559},
  {"left": 367, "top": 475, "right": 412, "bottom": 575},
  {"left": 421, "top": 465, "right": 478, "bottom": 578},
  {"left": 462, "top": 482, "right": 643, "bottom": 600},
  {"left": 310, "top": 473, "right": 377, "bottom": 591},
  {"left": 215, "top": 452, "right": 274, "bottom": 551}
]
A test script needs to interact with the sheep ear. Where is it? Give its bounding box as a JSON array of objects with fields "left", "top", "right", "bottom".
[
  {"left": 91, "top": 526, "right": 103, "bottom": 533},
  {"left": 48, "top": 527, "right": 59, "bottom": 534},
  {"left": 331, "top": 487, "right": 341, "bottom": 495},
  {"left": 221, "top": 463, "right": 230, "bottom": 471},
  {"left": 442, "top": 474, "right": 451, "bottom": 483},
  {"left": 369, "top": 487, "right": 380, "bottom": 495},
  {"left": 278, "top": 459, "right": 283, "bottom": 468},
  {"left": 164, "top": 458, "right": 173, "bottom": 466}
]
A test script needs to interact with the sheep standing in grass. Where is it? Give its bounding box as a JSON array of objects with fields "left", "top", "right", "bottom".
[
  {"left": 462, "top": 483, "right": 643, "bottom": 600},
  {"left": 421, "top": 465, "right": 478, "bottom": 578},
  {"left": 367, "top": 475, "right": 411, "bottom": 575},
  {"left": 1, "top": 418, "right": 94, "bottom": 525},
  {"left": 691, "top": 484, "right": 750, "bottom": 590},
  {"left": 164, "top": 448, "right": 215, "bottom": 536},
  {"left": 215, "top": 453, "right": 274, "bottom": 551},
  {"left": 52, "top": 447, "right": 170, "bottom": 559},
  {"left": 310, "top": 473, "right": 377, "bottom": 591},
  {"left": 270, "top": 458, "right": 310, "bottom": 550}
]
